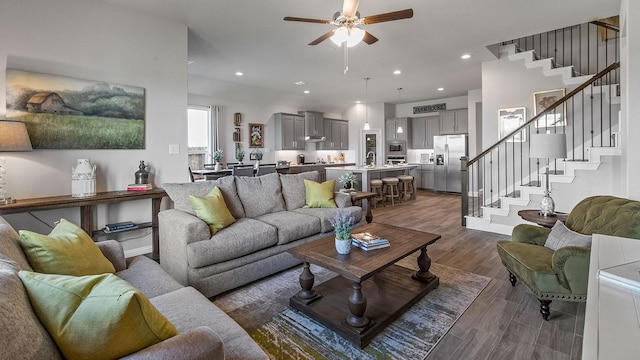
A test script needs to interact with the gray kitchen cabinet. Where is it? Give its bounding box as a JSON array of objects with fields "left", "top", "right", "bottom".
[
  {"left": 274, "top": 113, "right": 305, "bottom": 150},
  {"left": 410, "top": 116, "right": 440, "bottom": 149},
  {"left": 386, "top": 118, "right": 408, "bottom": 141},
  {"left": 439, "top": 109, "right": 468, "bottom": 135},
  {"left": 318, "top": 118, "right": 348, "bottom": 150},
  {"left": 421, "top": 167, "right": 434, "bottom": 190}
]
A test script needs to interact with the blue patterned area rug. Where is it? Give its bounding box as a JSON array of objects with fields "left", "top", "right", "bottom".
[{"left": 215, "top": 262, "right": 490, "bottom": 360}]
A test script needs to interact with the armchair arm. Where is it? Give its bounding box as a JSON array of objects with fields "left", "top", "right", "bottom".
[
  {"left": 121, "top": 327, "right": 224, "bottom": 360},
  {"left": 552, "top": 246, "right": 591, "bottom": 294},
  {"left": 511, "top": 224, "right": 551, "bottom": 246},
  {"left": 158, "top": 209, "right": 211, "bottom": 285},
  {"left": 335, "top": 192, "right": 352, "bottom": 208},
  {"left": 96, "top": 240, "right": 127, "bottom": 272}
]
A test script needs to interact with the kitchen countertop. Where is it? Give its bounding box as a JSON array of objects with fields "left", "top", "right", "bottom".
[
  {"left": 289, "top": 163, "right": 355, "bottom": 168},
  {"left": 326, "top": 164, "right": 418, "bottom": 172}
]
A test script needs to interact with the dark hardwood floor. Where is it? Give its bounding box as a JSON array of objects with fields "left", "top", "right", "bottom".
[{"left": 373, "top": 190, "right": 585, "bottom": 360}]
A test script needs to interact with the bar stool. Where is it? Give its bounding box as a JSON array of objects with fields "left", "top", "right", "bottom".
[
  {"left": 397, "top": 175, "right": 415, "bottom": 201},
  {"left": 382, "top": 177, "right": 400, "bottom": 206},
  {"left": 369, "top": 179, "right": 384, "bottom": 209}
]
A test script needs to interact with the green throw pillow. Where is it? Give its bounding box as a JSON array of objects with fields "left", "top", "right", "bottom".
[
  {"left": 19, "top": 218, "right": 115, "bottom": 276},
  {"left": 303, "top": 179, "right": 337, "bottom": 208},
  {"left": 18, "top": 271, "right": 178, "bottom": 360},
  {"left": 189, "top": 186, "right": 236, "bottom": 235}
]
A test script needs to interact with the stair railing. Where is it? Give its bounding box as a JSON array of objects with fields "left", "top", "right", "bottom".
[{"left": 462, "top": 61, "right": 619, "bottom": 225}]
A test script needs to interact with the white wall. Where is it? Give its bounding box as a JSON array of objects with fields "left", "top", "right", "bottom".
[{"left": 0, "top": 0, "right": 188, "bottom": 254}]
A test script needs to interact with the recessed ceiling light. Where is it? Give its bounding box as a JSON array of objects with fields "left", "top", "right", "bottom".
[
  {"left": 461, "top": 54, "right": 471, "bottom": 60},
  {"left": 303, "top": 90, "right": 310, "bottom": 94},
  {"left": 356, "top": 100, "right": 361, "bottom": 104},
  {"left": 235, "top": 72, "right": 244, "bottom": 76},
  {"left": 294, "top": 81, "right": 306, "bottom": 86},
  {"left": 393, "top": 70, "right": 402, "bottom": 75},
  {"left": 437, "top": 87, "right": 444, "bottom": 91}
]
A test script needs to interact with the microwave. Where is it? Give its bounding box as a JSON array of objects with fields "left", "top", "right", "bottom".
[{"left": 387, "top": 141, "right": 406, "bottom": 155}]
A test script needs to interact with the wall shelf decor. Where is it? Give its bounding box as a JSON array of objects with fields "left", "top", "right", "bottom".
[{"left": 233, "top": 112, "right": 242, "bottom": 142}]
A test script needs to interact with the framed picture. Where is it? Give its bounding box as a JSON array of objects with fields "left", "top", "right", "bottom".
[
  {"left": 249, "top": 123, "right": 263, "bottom": 148},
  {"left": 5, "top": 69, "right": 145, "bottom": 149},
  {"left": 533, "top": 89, "right": 566, "bottom": 128},
  {"left": 498, "top": 107, "right": 527, "bottom": 142}
]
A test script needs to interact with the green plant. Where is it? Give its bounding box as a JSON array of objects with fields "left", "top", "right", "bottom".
[
  {"left": 329, "top": 210, "right": 354, "bottom": 240},
  {"left": 338, "top": 172, "right": 357, "bottom": 187},
  {"left": 213, "top": 149, "right": 223, "bottom": 163},
  {"left": 235, "top": 148, "right": 245, "bottom": 162},
  {"left": 253, "top": 149, "right": 263, "bottom": 161}
]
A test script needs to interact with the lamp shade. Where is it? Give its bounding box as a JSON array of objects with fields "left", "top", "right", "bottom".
[
  {"left": 530, "top": 133, "right": 566, "bottom": 159},
  {"left": 0, "top": 120, "right": 32, "bottom": 152}
]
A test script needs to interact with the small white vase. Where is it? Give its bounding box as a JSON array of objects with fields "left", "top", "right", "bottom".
[
  {"left": 254, "top": 160, "right": 261, "bottom": 170},
  {"left": 72, "top": 159, "right": 96, "bottom": 198},
  {"left": 335, "top": 237, "right": 351, "bottom": 255},
  {"left": 214, "top": 162, "right": 222, "bottom": 171}
]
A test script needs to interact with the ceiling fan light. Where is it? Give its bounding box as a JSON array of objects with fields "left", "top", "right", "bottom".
[
  {"left": 330, "top": 27, "right": 348, "bottom": 46},
  {"left": 346, "top": 27, "right": 365, "bottom": 47}
]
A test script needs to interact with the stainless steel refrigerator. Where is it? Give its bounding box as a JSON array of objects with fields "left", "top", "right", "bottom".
[{"left": 434, "top": 134, "right": 468, "bottom": 193}]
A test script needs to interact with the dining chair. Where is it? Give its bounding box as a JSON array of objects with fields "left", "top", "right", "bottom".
[
  {"left": 256, "top": 164, "right": 276, "bottom": 176},
  {"left": 232, "top": 165, "right": 255, "bottom": 177}
]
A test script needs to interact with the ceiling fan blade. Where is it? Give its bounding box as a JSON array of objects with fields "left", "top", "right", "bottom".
[
  {"left": 308, "top": 30, "right": 335, "bottom": 45},
  {"left": 283, "top": 16, "right": 330, "bottom": 24},
  {"left": 342, "top": 0, "right": 361, "bottom": 17},
  {"left": 362, "top": 9, "right": 414, "bottom": 25},
  {"left": 362, "top": 31, "right": 379, "bottom": 45}
]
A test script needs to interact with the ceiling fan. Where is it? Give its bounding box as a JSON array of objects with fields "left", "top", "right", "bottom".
[{"left": 283, "top": 0, "right": 414, "bottom": 47}]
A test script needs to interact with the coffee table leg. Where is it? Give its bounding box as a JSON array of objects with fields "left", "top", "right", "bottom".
[
  {"left": 364, "top": 198, "right": 373, "bottom": 223},
  {"left": 346, "top": 282, "right": 370, "bottom": 328},
  {"left": 296, "top": 262, "right": 319, "bottom": 301},
  {"left": 412, "top": 246, "right": 437, "bottom": 283}
]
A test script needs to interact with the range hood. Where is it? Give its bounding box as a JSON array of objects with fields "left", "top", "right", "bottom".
[{"left": 300, "top": 111, "right": 327, "bottom": 142}]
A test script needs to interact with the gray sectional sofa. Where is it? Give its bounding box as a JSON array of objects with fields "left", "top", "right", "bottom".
[
  {"left": 160, "top": 171, "right": 363, "bottom": 298},
  {"left": 0, "top": 216, "right": 267, "bottom": 360}
]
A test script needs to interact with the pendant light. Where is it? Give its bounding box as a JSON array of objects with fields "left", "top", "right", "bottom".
[
  {"left": 396, "top": 88, "right": 404, "bottom": 133},
  {"left": 363, "top": 77, "right": 371, "bottom": 130}
]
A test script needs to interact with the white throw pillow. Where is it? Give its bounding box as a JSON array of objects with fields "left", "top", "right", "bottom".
[{"left": 544, "top": 220, "right": 592, "bottom": 250}]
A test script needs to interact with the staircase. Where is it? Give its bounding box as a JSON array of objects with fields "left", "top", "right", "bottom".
[{"left": 463, "top": 20, "right": 620, "bottom": 235}]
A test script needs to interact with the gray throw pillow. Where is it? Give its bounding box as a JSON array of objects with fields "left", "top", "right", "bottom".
[{"left": 544, "top": 220, "right": 592, "bottom": 250}]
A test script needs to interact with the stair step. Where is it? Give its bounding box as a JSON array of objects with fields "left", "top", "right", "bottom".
[
  {"left": 544, "top": 65, "right": 574, "bottom": 78},
  {"left": 525, "top": 58, "right": 553, "bottom": 71},
  {"left": 564, "top": 74, "right": 595, "bottom": 86},
  {"left": 465, "top": 216, "right": 515, "bottom": 235}
]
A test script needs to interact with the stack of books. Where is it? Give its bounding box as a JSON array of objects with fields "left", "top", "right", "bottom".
[
  {"left": 104, "top": 221, "right": 138, "bottom": 233},
  {"left": 352, "top": 232, "right": 390, "bottom": 251},
  {"left": 127, "top": 183, "right": 152, "bottom": 191}
]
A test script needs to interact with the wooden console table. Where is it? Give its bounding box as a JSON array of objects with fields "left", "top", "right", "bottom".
[
  {"left": 517, "top": 209, "right": 568, "bottom": 228},
  {"left": 0, "top": 188, "right": 167, "bottom": 261}
]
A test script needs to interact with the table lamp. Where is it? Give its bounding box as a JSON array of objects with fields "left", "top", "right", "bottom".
[
  {"left": 0, "top": 120, "right": 33, "bottom": 204},
  {"left": 529, "top": 133, "right": 567, "bottom": 216}
]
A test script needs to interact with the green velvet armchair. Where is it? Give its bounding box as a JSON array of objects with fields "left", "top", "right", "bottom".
[{"left": 497, "top": 195, "right": 640, "bottom": 320}]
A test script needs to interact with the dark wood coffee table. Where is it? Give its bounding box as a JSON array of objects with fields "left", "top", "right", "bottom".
[{"left": 288, "top": 223, "right": 441, "bottom": 348}]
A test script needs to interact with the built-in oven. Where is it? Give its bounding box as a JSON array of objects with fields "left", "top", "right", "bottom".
[
  {"left": 386, "top": 155, "right": 406, "bottom": 165},
  {"left": 387, "top": 141, "right": 406, "bottom": 156}
]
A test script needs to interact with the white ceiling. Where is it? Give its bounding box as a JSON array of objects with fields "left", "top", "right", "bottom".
[{"left": 100, "top": 0, "right": 620, "bottom": 114}]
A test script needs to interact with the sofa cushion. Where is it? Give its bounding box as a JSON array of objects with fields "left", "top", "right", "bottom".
[
  {"left": 187, "top": 218, "right": 278, "bottom": 267},
  {"left": 164, "top": 176, "right": 245, "bottom": 219},
  {"left": 294, "top": 206, "right": 363, "bottom": 233},
  {"left": 304, "top": 179, "right": 337, "bottom": 208},
  {"left": 18, "top": 271, "right": 178, "bottom": 360},
  {"left": 117, "top": 255, "right": 184, "bottom": 299},
  {"left": 0, "top": 217, "right": 33, "bottom": 271},
  {"left": 189, "top": 186, "right": 236, "bottom": 235},
  {"left": 280, "top": 171, "right": 320, "bottom": 210},
  {"left": 235, "top": 172, "right": 286, "bottom": 218},
  {"left": 19, "top": 218, "right": 115, "bottom": 276},
  {"left": 0, "top": 257, "right": 62, "bottom": 360},
  {"left": 255, "top": 211, "right": 322, "bottom": 245},
  {"left": 544, "top": 221, "right": 592, "bottom": 250}
]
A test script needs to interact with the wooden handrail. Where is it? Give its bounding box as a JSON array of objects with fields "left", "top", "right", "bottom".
[
  {"left": 468, "top": 61, "right": 620, "bottom": 166},
  {"left": 590, "top": 20, "right": 620, "bottom": 33}
]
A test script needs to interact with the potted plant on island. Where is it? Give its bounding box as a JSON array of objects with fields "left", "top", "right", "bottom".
[
  {"left": 213, "top": 149, "right": 224, "bottom": 171},
  {"left": 338, "top": 172, "right": 357, "bottom": 193},
  {"left": 329, "top": 210, "right": 354, "bottom": 255},
  {"left": 253, "top": 149, "right": 263, "bottom": 169},
  {"left": 235, "top": 148, "right": 245, "bottom": 165}
]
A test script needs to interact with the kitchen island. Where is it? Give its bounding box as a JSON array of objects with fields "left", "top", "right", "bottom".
[{"left": 325, "top": 165, "right": 418, "bottom": 193}]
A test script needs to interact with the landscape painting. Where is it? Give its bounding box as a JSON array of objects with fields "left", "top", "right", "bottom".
[{"left": 5, "top": 69, "right": 145, "bottom": 149}]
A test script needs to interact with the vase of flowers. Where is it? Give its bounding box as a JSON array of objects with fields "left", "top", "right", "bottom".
[
  {"left": 329, "top": 210, "right": 354, "bottom": 255},
  {"left": 253, "top": 149, "right": 263, "bottom": 169},
  {"left": 213, "top": 149, "right": 224, "bottom": 171},
  {"left": 236, "top": 148, "right": 245, "bottom": 165},
  {"left": 338, "top": 172, "right": 357, "bottom": 193}
]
